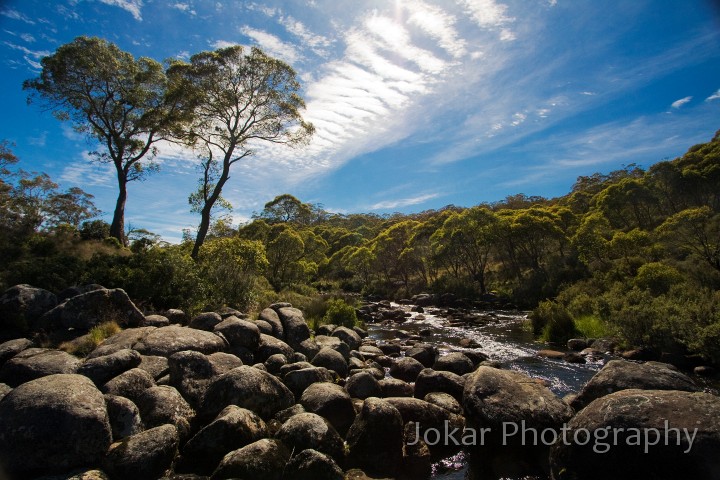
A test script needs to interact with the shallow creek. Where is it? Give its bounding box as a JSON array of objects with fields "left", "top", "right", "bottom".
[{"left": 367, "top": 303, "right": 605, "bottom": 479}]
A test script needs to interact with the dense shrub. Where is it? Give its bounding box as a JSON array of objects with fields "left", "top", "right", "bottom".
[
  {"left": 530, "top": 300, "right": 577, "bottom": 345},
  {"left": 322, "top": 298, "right": 358, "bottom": 328}
]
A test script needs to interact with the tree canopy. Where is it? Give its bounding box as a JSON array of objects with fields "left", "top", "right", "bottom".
[
  {"left": 24, "top": 36, "right": 189, "bottom": 245},
  {"left": 167, "top": 45, "right": 314, "bottom": 258}
]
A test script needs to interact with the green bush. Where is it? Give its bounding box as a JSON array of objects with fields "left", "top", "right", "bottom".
[
  {"left": 574, "top": 314, "right": 612, "bottom": 338},
  {"left": 634, "top": 262, "right": 684, "bottom": 295},
  {"left": 530, "top": 300, "right": 577, "bottom": 344},
  {"left": 322, "top": 298, "right": 358, "bottom": 329}
]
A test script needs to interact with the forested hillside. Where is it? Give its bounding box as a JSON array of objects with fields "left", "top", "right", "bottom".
[{"left": 1, "top": 131, "right": 719, "bottom": 363}]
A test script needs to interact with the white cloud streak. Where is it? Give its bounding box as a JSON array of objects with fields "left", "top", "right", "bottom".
[
  {"left": 97, "top": 0, "right": 143, "bottom": 21},
  {"left": 240, "top": 26, "right": 302, "bottom": 64},
  {"left": 0, "top": 9, "right": 36, "bottom": 24},
  {"left": 671, "top": 96, "right": 692, "bottom": 109},
  {"left": 705, "top": 89, "right": 720, "bottom": 102},
  {"left": 369, "top": 193, "right": 440, "bottom": 210}
]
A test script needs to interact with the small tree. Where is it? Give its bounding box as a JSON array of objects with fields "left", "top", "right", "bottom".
[
  {"left": 168, "top": 46, "right": 314, "bottom": 259},
  {"left": 24, "top": 36, "right": 188, "bottom": 245}
]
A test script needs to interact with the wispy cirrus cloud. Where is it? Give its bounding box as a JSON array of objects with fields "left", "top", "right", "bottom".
[
  {"left": 172, "top": 3, "right": 196, "bottom": 16},
  {"left": 0, "top": 9, "right": 36, "bottom": 24},
  {"left": 240, "top": 26, "right": 302, "bottom": 64},
  {"left": 277, "top": 15, "right": 333, "bottom": 57},
  {"left": 3, "top": 42, "right": 50, "bottom": 69},
  {"left": 369, "top": 193, "right": 440, "bottom": 211},
  {"left": 705, "top": 89, "right": 720, "bottom": 102},
  {"left": 97, "top": 0, "right": 143, "bottom": 21},
  {"left": 671, "top": 96, "right": 692, "bottom": 109},
  {"left": 59, "top": 152, "right": 115, "bottom": 187}
]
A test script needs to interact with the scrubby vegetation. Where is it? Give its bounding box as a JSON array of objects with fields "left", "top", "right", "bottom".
[{"left": 3, "top": 130, "right": 718, "bottom": 363}]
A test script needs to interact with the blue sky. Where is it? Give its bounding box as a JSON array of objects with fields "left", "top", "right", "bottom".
[{"left": 1, "top": 0, "right": 719, "bottom": 242}]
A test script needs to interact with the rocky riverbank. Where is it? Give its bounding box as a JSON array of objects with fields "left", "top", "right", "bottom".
[{"left": 1, "top": 284, "right": 719, "bottom": 480}]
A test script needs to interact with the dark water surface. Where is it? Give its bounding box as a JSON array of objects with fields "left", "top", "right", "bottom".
[{"left": 367, "top": 304, "right": 605, "bottom": 480}]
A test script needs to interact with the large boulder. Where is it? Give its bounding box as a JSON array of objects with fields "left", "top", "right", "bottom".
[
  {"left": 414, "top": 368, "right": 465, "bottom": 402},
  {"left": 210, "top": 438, "right": 290, "bottom": 480},
  {"left": 570, "top": 359, "right": 700, "bottom": 410},
  {"left": 77, "top": 349, "right": 142, "bottom": 386},
  {"left": 275, "top": 412, "right": 345, "bottom": 462},
  {"left": 167, "top": 350, "right": 216, "bottom": 408},
  {"left": 311, "top": 347, "right": 348, "bottom": 377},
  {"left": 100, "top": 367, "right": 155, "bottom": 404},
  {"left": 0, "top": 374, "right": 111, "bottom": 477},
  {"left": 433, "top": 352, "right": 475, "bottom": 375},
  {"left": 379, "top": 377, "right": 414, "bottom": 397},
  {"left": 284, "top": 449, "right": 344, "bottom": 480},
  {"left": 201, "top": 365, "right": 295, "bottom": 420},
  {"left": 424, "top": 391, "right": 463, "bottom": 415},
  {"left": 463, "top": 366, "right": 574, "bottom": 478},
  {"left": 259, "top": 307, "right": 284, "bottom": 338},
  {"left": 189, "top": 312, "right": 223, "bottom": 331},
  {"left": 550, "top": 389, "right": 720, "bottom": 480},
  {"left": 0, "top": 337, "right": 33, "bottom": 366},
  {"left": 104, "top": 394, "right": 144, "bottom": 441},
  {"left": 346, "top": 397, "right": 404, "bottom": 477},
  {"left": 0, "top": 284, "right": 57, "bottom": 332},
  {"left": 214, "top": 317, "right": 260, "bottom": 351},
  {"left": 102, "top": 424, "right": 179, "bottom": 480},
  {"left": 389, "top": 356, "right": 424, "bottom": 382},
  {"left": 39, "top": 288, "right": 144, "bottom": 331},
  {"left": 255, "top": 334, "right": 294, "bottom": 362},
  {"left": 331, "top": 326, "right": 362, "bottom": 351},
  {"left": 86, "top": 327, "right": 156, "bottom": 359},
  {"left": 180, "top": 405, "right": 267, "bottom": 475},
  {"left": 300, "top": 382, "right": 356, "bottom": 436},
  {"left": 405, "top": 343, "right": 437, "bottom": 367},
  {"left": 0, "top": 347, "right": 81, "bottom": 387},
  {"left": 143, "top": 314, "right": 170, "bottom": 327},
  {"left": 275, "top": 306, "right": 311, "bottom": 350},
  {"left": 383, "top": 397, "right": 465, "bottom": 450},
  {"left": 135, "top": 385, "right": 196, "bottom": 440},
  {"left": 346, "top": 370, "right": 382, "bottom": 399},
  {"left": 0, "top": 383, "right": 11, "bottom": 401},
  {"left": 283, "top": 366, "right": 335, "bottom": 398},
  {"left": 133, "top": 326, "right": 226, "bottom": 357}
]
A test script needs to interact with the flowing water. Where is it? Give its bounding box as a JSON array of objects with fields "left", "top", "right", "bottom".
[{"left": 367, "top": 304, "right": 606, "bottom": 480}]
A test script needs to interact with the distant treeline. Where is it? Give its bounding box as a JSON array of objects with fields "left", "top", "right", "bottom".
[{"left": 1, "top": 131, "right": 719, "bottom": 363}]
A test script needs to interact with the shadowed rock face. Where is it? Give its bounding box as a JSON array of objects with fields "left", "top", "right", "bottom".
[
  {"left": 180, "top": 405, "right": 267, "bottom": 475},
  {"left": 201, "top": 365, "right": 295, "bottom": 421},
  {"left": 103, "top": 424, "right": 179, "bottom": 480},
  {"left": 275, "top": 412, "right": 345, "bottom": 463},
  {"left": 346, "top": 397, "right": 404, "bottom": 477},
  {"left": 0, "top": 347, "right": 81, "bottom": 387},
  {"left": 463, "top": 366, "right": 574, "bottom": 479},
  {"left": 133, "top": 325, "right": 227, "bottom": 357},
  {"left": 569, "top": 359, "right": 700, "bottom": 410},
  {"left": 0, "top": 284, "right": 57, "bottom": 332},
  {"left": 0, "top": 374, "right": 112, "bottom": 477},
  {"left": 211, "top": 438, "right": 291, "bottom": 480},
  {"left": 550, "top": 389, "right": 720, "bottom": 480},
  {"left": 284, "top": 448, "right": 344, "bottom": 480},
  {"left": 39, "top": 288, "right": 144, "bottom": 331}
]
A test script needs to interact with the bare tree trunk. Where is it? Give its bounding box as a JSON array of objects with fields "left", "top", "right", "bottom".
[
  {"left": 109, "top": 172, "right": 128, "bottom": 246},
  {"left": 192, "top": 202, "right": 213, "bottom": 259}
]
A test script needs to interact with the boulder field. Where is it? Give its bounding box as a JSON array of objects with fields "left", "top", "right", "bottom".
[{"left": 0, "top": 284, "right": 718, "bottom": 479}]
